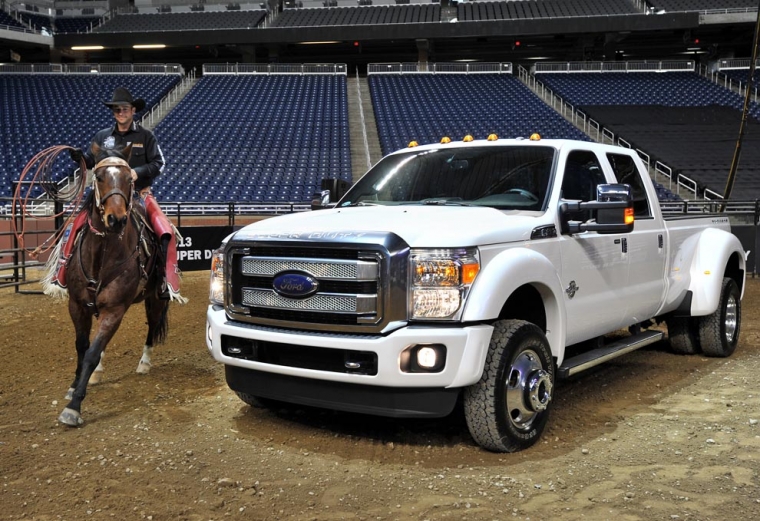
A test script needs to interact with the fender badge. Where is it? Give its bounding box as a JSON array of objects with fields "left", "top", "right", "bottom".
[{"left": 565, "top": 280, "right": 579, "bottom": 299}]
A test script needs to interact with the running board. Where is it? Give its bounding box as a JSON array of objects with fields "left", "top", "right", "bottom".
[{"left": 558, "top": 330, "right": 664, "bottom": 379}]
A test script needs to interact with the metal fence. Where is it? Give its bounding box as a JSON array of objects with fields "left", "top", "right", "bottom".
[
  {"left": 367, "top": 62, "right": 512, "bottom": 75},
  {"left": 202, "top": 63, "right": 347, "bottom": 75}
]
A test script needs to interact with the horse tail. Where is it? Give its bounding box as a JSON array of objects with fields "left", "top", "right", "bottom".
[
  {"left": 41, "top": 236, "right": 68, "bottom": 300},
  {"left": 153, "top": 301, "right": 170, "bottom": 345}
]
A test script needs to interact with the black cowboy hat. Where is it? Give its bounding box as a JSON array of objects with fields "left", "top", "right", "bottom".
[{"left": 103, "top": 87, "right": 146, "bottom": 112}]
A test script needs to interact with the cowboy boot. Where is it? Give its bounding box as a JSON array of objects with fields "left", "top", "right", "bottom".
[
  {"left": 52, "top": 211, "right": 88, "bottom": 288},
  {"left": 164, "top": 233, "right": 182, "bottom": 300}
]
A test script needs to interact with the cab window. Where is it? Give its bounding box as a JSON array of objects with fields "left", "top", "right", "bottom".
[
  {"left": 560, "top": 150, "right": 607, "bottom": 222},
  {"left": 606, "top": 153, "right": 651, "bottom": 218}
]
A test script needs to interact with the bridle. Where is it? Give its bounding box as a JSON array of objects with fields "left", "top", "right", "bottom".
[{"left": 90, "top": 157, "right": 134, "bottom": 236}]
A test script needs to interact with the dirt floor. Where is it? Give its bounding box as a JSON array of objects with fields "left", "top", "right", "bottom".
[{"left": 1, "top": 270, "right": 759, "bottom": 521}]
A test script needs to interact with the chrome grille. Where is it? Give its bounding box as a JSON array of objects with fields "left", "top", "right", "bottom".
[
  {"left": 242, "top": 257, "right": 377, "bottom": 280},
  {"left": 243, "top": 288, "right": 372, "bottom": 313},
  {"left": 225, "top": 238, "right": 408, "bottom": 334}
]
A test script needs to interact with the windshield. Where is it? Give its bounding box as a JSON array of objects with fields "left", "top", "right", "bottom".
[{"left": 339, "top": 145, "right": 556, "bottom": 211}]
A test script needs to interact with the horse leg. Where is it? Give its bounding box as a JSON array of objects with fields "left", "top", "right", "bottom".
[
  {"left": 137, "top": 297, "right": 169, "bottom": 374},
  {"left": 89, "top": 351, "right": 105, "bottom": 384},
  {"left": 65, "top": 301, "right": 92, "bottom": 401},
  {"left": 59, "top": 307, "right": 127, "bottom": 427}
]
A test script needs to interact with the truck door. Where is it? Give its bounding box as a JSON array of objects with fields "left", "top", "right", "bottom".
[
  {"left": 605, "top": 152, "right": 667, "bottom": 321},
  {"left": 558, "top": 150, "right": 630, "bottom": 345}
]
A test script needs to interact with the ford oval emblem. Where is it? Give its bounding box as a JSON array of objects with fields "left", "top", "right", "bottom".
[{"left": 272, "top": 272, "right": 319, "bottom": 298}]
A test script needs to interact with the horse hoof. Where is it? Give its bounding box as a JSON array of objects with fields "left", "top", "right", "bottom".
[
  {"left": 89, "top": 371, "right": 104, "bottom": 385},
  {"left": 136, "top": 362, "right": 151, "bottom": 374},
  {"left": 65, "top": 388, "right": 74, "bottom": 400},
  {"left": 58, "top": 407, "right": 83, "bottom": 427}
]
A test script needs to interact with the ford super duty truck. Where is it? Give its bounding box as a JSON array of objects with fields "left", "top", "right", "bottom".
[{"left": 205, "top": 136, "right": 746, "bottom": 452}]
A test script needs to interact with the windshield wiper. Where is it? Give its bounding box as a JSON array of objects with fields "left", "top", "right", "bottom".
[{"left": 418, "top": 199, "right": 475, "bottom": 206}]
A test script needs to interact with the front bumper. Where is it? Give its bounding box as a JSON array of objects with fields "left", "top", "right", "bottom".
[{"left": 206, "top": 306, "right": 493, "bottom": 390}]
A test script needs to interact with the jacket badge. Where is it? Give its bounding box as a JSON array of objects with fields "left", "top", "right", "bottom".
[{"left": 103, "top": 136, "right": 116, "bottom": 149}]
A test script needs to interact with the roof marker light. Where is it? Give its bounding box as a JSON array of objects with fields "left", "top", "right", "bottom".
[
  {"left": 530, "top": 133, "right": 542, "bottom": 141},
  {"left": 487, "top": 133, "right": 499, "bottom": 141},
  {"left": 463, "top": 135, "right": 474, "bottom": 142},
  {"left": 408, "top": 140, "right": 419, "bottom": 147},
  {"left": 440, "top": 136, "right": 452, "bottom": 144}
]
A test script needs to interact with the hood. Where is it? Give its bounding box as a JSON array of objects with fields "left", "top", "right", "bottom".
[{"left": 233, "top": 205, "right": 550, "bottom": 247}]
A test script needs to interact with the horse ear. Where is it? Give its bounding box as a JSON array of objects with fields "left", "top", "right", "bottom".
[
  {"left": 91, "top": 142, "right": 101, "bottom": 158},
  {"left": 122, "top": 143, "right": 133, "bottom": 161}
]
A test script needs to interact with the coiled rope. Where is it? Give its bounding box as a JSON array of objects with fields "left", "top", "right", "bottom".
[{"left": 11, "top": 145, "right": 88, "bottom": 258}]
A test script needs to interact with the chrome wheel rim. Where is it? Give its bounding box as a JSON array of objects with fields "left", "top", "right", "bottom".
[
  {"left": 505, "top": 349, "right": 553, "bottom": 432},
  {"left": 725, "top": 294, "right": 737, "bottom": 344}
]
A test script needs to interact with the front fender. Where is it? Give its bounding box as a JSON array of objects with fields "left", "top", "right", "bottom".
[
  {"left": 688, "top": 228, "right": 746, "bottom": 316},
  {"left": 462, "top": 247, "right": 566, "bottom": 359}
]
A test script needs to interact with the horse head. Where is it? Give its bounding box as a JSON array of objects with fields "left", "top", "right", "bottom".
[{"left": 90, "top": 142, "right": 134, "bottom": 233}]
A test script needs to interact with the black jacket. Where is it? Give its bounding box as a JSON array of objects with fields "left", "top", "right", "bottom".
[{"left": 83, "top": 120, "right": 165, "bottom": 191}]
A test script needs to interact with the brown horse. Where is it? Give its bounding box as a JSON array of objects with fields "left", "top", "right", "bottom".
[{"left": 52, "top": 144, "right": 169, "bottom": 426}]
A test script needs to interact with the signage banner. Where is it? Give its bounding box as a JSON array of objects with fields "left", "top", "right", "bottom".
[{"left": 176, "top": 226, "right": 233, "bottom": 271}]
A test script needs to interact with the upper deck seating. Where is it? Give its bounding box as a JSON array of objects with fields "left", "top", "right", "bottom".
[
  {"left": 0, "top": 10, "right": 26, "bottom": 29},
  {"left": 18, "top": 12, "right": 52, "bottom": 31},
  {"left": 55, "top": 17, "right": 101, "bottom": 33},
  {"left": 152, "top": 74, "right": 351, "bottom": 204},
  {"left": 0, "top": 74, "right": 181, "bottom": 199},
  {"left": 369, "top": 73, "right": 589, "bottom": 157},
  {"left": 271, "top": 4, "right": 440, "bottom": 26},
  {"left": 458, "top": 0, "right": 637, "bottom": 21},
  {"left": 536, "top": 71, "right": 760, "bottom": 198},
  {"left": 92, "top": 10, "right": 266, "bottom": 33}
]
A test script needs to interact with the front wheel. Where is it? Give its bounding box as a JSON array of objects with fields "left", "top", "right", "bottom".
[
  {"left": 464, "top": 320, "right": 554, "bottom": 453},
  {"left": 698, "top": 277, "right": 741, "bottom": 357}
]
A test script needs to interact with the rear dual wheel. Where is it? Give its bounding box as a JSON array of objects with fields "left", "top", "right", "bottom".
[{"left": 667, "top": 277, "right": 741, "bottom": 358}]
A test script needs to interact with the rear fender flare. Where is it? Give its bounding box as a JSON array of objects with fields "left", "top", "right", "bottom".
[{"left": 688, "top": 228, "right": 746, "bottom": 316}]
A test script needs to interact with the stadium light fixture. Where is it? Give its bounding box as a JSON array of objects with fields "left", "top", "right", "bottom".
[
  {"left": 133, "top": 44, "right": 166, "bottom": 49},
  {"left": 71, "top": 46, "right": 104, "bottom": 51}
]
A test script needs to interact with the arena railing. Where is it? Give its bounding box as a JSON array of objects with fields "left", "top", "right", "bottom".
[
  {"left": 367, "top": 62, "right": 511, "bottom": 74},
  {"left": 518, "top": 63, "right": 708, "bottom": 200},
  {"left": 534, "top": 60, "right": 695, "bottom": 73},
  {"left": 0, "top": 62, "right": 184, "bottom": 75},
  {"left": 202, "top": 63, "right": 347, "bottom": 75},
  {"left": 711, "top": 59, "right": 760, "bottom": 103}
]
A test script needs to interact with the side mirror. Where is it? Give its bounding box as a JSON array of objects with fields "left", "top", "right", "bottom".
[
  {"left": 311, "top": 189, "right": 335, "bottom": 210},
  {"left": 560, "top": 184, "right": 634, "bottom": 234}
]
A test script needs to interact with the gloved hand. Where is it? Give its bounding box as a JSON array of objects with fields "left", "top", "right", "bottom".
[{"left": 69, "top": 148, "right": 84, "bottom": 163}]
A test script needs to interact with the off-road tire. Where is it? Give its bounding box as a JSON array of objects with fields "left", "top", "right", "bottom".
[
  {"left": 666, "top": 316, "right": 701, "bottom": 355},
  {"left": 698, "top": 277, "right": 741, "bottom": 357},
  {"left": 464, "top": 319, "right": 554, "bottom": 453}
]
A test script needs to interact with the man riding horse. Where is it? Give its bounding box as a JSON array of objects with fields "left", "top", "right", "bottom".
[{"left": 50, "top": 87, "right": 185, "bottom": 302}]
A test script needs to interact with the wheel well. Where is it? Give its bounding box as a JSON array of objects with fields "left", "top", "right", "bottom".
[
  {"left": 724, "top": 251, "right": 744, "bottom": 293},
  {"left": 498, "top": 284, "right": 547, "bottom": 332}
]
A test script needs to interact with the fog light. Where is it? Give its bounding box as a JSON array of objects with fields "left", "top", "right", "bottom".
[
  {"left": 401, "top": 344, "right": 446, "bottom": 373},
  {"left": 417, "top": 346, "right": 438, "bottom": 369}
]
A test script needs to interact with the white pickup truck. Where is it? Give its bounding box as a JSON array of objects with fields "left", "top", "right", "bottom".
[{"left": 205, "top": 136, "right": 746, "bottom": 452}]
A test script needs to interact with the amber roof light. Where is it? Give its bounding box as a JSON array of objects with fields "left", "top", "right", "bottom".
[
  {"left": 463, "top": 134, "right": 474, "bottom": 142},
  {"left": 440, "top": 136, "right": 452, "bottom": 144},
  {"left": 487, "top": 133, "right": 499, "bottom": 141},
  {"left": 530, "top": 133, "right": 542, "bottom": 141},
  {"left": 408, "top": 140, "right": 419, "bottom": 148}
]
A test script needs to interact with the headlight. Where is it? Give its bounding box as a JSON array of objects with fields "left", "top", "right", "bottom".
[
  {"left": 209, "top": 247, "right": 225, "bottom": 305},
  {"left": 409, "top": 248, "right": 480, "bottom": 320}
]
